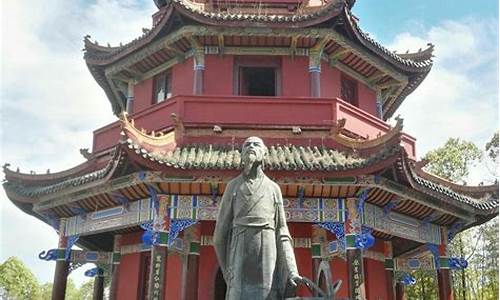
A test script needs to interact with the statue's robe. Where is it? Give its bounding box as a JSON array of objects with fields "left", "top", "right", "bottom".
[{"left": 214, "top": 174, "right": 298, "bottom": 300}]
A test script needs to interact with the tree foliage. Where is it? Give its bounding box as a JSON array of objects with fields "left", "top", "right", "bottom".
[
  {"left": 77, "top": 279, "right": 95, "bottom": 300},
  {"left": 0, "top": 257, "right": 41, "bottom": 300},
  {"left": 423, "top": 138, "right": 482, "bottom": 183},
  {"left": 0, "top": 257, "right": 104, "bottom": 300},
  {"left": 485, "top": 131, "right": 499, "bottom": 161}
]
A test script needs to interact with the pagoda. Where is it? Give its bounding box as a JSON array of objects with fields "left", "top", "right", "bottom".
[{"left": 3, "top": 0, "right": 498, "bottom": 299}]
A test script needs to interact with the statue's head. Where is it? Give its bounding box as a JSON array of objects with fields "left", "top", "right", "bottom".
[{"left": 241, "top": 137, "right": 268, "bottom": 172}]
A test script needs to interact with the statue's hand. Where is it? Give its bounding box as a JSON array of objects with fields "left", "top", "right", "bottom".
[{"left": 289, "top": 272, "right": 303, "bottom": 287}]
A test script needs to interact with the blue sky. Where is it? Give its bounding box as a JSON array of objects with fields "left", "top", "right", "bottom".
[{"left": 1, "top": 0, "right": 498, "bottom": 287}]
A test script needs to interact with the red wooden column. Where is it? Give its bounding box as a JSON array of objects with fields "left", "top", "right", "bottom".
[
  {"left": 308, "top": 50, "right": 321, "bottom": 97},
  {"left": 344, "top": 198, "right": 367, "bottom": 300},
  {"left": 109, "top": 234, "right": 122, "bottom": 300},
  {"left": 148, "top": 195, "right": 170, "bottom": 300},
  {"left": 384, "top": 241, "right": 396, "bottom": 300},
  {"left": 311, "top": 226, "right": 326, "bottom": 282},
  {"left": 395, "top": 283, "right": 406, "bottom": 300},
  {"left": 192, "top": 41, "right": 204, "bottom": 95},
  {"left": 183, "top": 223, "right": 201, "bottom": 300},
  {"left": 437, "top": 227, "right": 454, "bottom": 300},
  {"left": 52, "top": 219, "right": 69, "bottom": 300}
]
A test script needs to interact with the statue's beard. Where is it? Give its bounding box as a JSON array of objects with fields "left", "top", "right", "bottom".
[{"left": 242, "top": 153, "right": 261, "bottom": 176}]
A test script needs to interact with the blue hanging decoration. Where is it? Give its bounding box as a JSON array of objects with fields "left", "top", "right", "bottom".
[
  {"left": 354, "top": 226, "right": 375, "bottom": 250},
  {"left": 84, "top": 267, "right": 104, "bottom": 277},
  {"left": 427, "top": 243, "right": 440, "bottom": 269},
  {"left": 140, "top": 221, "right": 158, "bottom": 246},
  {"left": 317, "top": 222, "right": 345, "bottom": 251},
  {"left": 168, "top": 219, "right": 198, "bottom": 247},
  {"left": 65, "top": 235, "right": 80, "bottom": 261},
  {"left": 400, "top": 273, "right": 416, "bottom": 286},
  {"left": 449, "top": 257, "right": 468, "bottom": 270},
  {"left": 356, "top": 188, "right": 370, "bottom": 215},
  {"left": 38, "top": 249, "right": 58, "bottom": 261},
  {"left": 147, "top": 185, "right": 159, "bottom": 215}
]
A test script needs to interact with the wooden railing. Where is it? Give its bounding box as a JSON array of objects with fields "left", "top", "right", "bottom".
[{"left": 92, "top": 95, "right": 416, "bottom": 158}]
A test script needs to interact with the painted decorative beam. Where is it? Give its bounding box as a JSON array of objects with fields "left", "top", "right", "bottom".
[
  {"left": 123, "top": 67, "right": 143, "bottom": 81},
  {"left": 328, "top": 48, "right": 350, "bottom": 67},
  {"left": 139, "top": 53, "right": 192, "bottom": 81},
  {"left": 330, "top": 59, "right": 376, "bottom": 90},
  {"left": 222, "top": 46, "right": 308, "bottom": 56},
  {"left": 368, "top": 72, "right": 388, "bottom": 85},
  {"left": 375, "top": 177, "right": 474, "bottom": 221},
  {"left": 106, "top": 77, "right": 125, "bottom": 112},
  {"left": 34, "top": 172, "right": 476, "bottom": 223},
  {"left": 383, "top": 83, "right": 407, "bottom": 115},
  {"left": 103, "top": 25, "right": 407, "bottom": 85},
  {"left": 165, "top": 45, "right": 185, "bottom": 61},
  {"left": 377, "top": 80, "right": 403, "bottom": 89}
]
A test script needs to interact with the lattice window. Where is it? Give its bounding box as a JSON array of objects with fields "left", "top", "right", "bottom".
[
  {"left": 153, "top": 71, "right": 172, "bottom": 103},
  {"left": 341, "top": 75, "right": 358, "bottom": 105}
]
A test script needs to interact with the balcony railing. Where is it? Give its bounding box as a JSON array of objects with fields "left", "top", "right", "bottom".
[{"left": 93, "top": 95, "right": 416, "bottom": 158}]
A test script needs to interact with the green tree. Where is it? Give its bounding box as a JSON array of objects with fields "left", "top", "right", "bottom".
[
  {"left": 39, "top": 282, "right": 53, "bottom": 300},
  {"left": 423, "top": 137, "right": 482, "bottom": 183},
  {"left": 485, "top": 131, "right": 498, "bottom": 161},
  {"left": 0, "top": 257, "right": 41, "bottom": 300},
  {"left": 76, "top": 279, "right": 94, "bottom": 300}
]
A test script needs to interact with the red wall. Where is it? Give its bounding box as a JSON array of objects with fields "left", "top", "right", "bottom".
[
  {"left": 172, "top": 57, "right": 194, "bottom": 96},
  {"left": 358, "top": 82, "right": 377, "bottom": 117},
  {"left": 204, "top": 55, "right": 234, "bottom": 95},
  {"left": 320, "top": 61, "right": 340, "bottom": 98},
  {"left": 330, "top": 257, "right": 349, "bottom": 299},
  {"left": 134, "top": 78, "right": 153, "bottom": 113},
  {"left": 115, "top": 230, "right": 390, "bottom": 300},
  {"left": 365, "top": 258, "right": 389, "bottom": 300},
  {"left": 128, "top": 55, "right": 378, "bottom": 120},
  {"left": 165, "top": 253, "right": 183, "bottom": 300},
  {"left": 282, "top": 56, "right": 309, "bottom": 97},
  {"left": 116, "top": 252, "right": 141, "bottom": 300}
]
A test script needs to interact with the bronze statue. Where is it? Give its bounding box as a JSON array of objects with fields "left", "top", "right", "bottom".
[{"left": 214, "top": 137, "right": 302, "bottom": 299}]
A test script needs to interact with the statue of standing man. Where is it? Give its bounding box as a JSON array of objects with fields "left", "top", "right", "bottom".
[{"left": 214, "top": 137, "right": 302, "bottom": 300}]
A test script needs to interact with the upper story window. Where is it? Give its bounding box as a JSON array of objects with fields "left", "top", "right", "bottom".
[
  {"left": 341, "top": 74, "right": 358, "bottom": 106},
  {"left": 240, "top": 67, "right": 276, "bottom": 96},
  {"left": 153, "top": 71, "right": 172, "bottom": 103},
  {"left": 234, "top": 56, "right": 281, "bottom": 96}
]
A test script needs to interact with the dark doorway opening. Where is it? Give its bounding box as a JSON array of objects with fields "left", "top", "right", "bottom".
[
  {"left": 214, "top": 268, "right": 227, "bottom": 300},
  {"left": 240, "top": 67, "right": 276, "bottom": 96}
]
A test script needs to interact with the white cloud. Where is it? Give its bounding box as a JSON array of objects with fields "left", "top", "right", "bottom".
[
  {"left": 388, "top": 18, "right": 498, "bottom": 168},
  {"left": 1, "top": 0, "right": 156, "bottom": 286}
]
